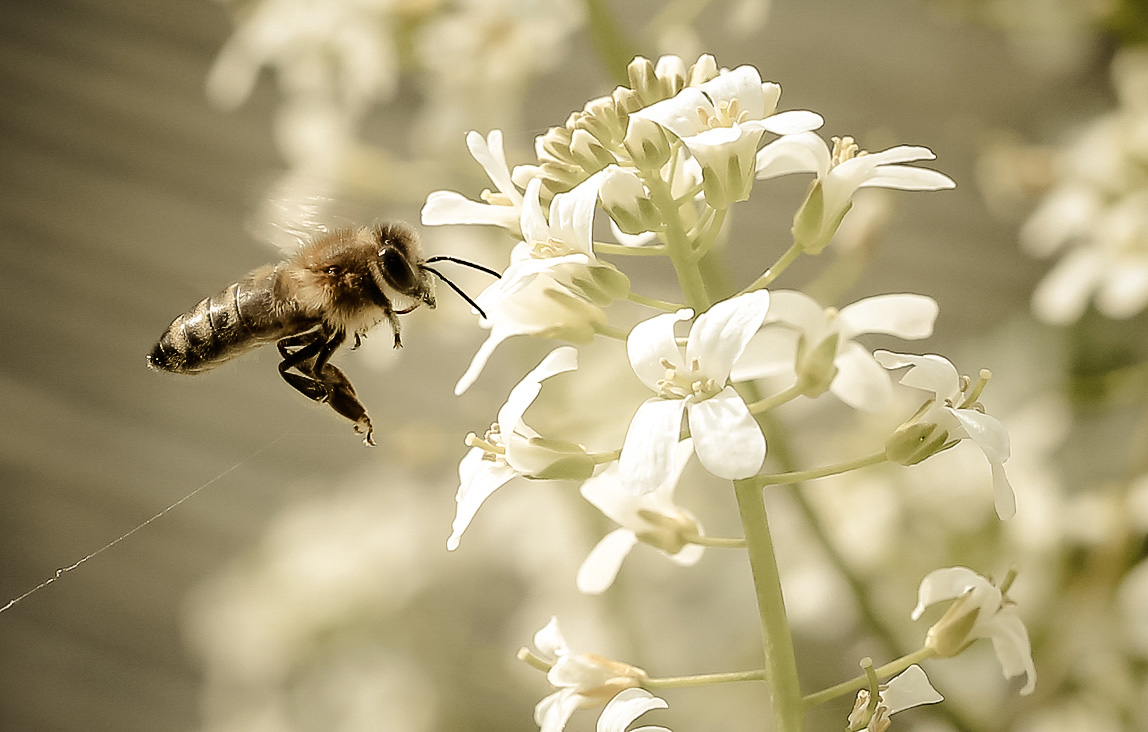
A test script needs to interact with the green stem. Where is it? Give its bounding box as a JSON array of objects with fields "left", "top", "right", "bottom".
[
  {"left": 594, "top": 323, "right": 630, "bottom": 341},
  {"left": 581, "top": 0, "right": 636, "bottom": 85},
  {"left": 628, "top": 291, "right": 685, "bottom": 312},
  {"left": 744, "top": 242, "right": 802, "bottom": 293},
  {"left": 646, "top": 668, "right": 764, "bottom": 689},
  {"left": 746, "top": 382, "right": 805, "bottom": 414},
  {"left": 803, "top": 647, "right": 936, "bottom": 709},
  {"left": 644, "top": 173, "right": 711, "bottom": 312},
  {"left": 594, "top": 241, "right": 667, "bottom": 256},
  {"left": 747, "top": 451, "right": 888, "bottom": 489},
  {"left": 693, "top": 207, "right": 729, "bottom": 261},
  {"left": 733, "top": 478, "right": 804, "bottom": 732}
]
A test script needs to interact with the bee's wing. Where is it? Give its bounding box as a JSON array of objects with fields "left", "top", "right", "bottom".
[{"left": 247, "top": 172, "right": 340, "bottom": 254}]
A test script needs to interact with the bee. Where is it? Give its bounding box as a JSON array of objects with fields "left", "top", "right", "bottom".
[{"left": 147, "top": 222, "right": 496, "bottom": 445}]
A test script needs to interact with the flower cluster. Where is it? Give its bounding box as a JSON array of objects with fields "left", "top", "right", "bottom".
[{"left": 421, "top": 54, "right": 1032, "bottom": 732}]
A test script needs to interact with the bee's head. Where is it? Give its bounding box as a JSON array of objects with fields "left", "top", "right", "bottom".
[{"left": 372, "top": 222, "right": 437, "bottom": 310}]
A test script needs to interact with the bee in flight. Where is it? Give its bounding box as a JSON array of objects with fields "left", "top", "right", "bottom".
[{"left": 147, "top": 222, "right": 496, "bottom": 445}]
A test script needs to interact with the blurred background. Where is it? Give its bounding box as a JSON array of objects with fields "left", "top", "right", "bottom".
[{"left": 1, "top": 0, "right": 1146, "bottom": 731}]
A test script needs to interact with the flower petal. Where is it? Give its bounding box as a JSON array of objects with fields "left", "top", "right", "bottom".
[
  {"left": 837, "top": 294, "right": 938, "bottom": 340},
  {"left": 628, "top": 310, "right": 693, "bottom": 390},
  {"left": 911, "top": 566, "right": 991, "bottom": 620},
  {"left": 986, "top": 611, "right": 1036, "bottom": 695},
  {"left": 873, "top": 350, "right": 960, "bottom": 400},
  {"left": 535, "top": 689, "right": 582, "bottom": 732},
  {"left": 619, "top": 399, "right": 689, "bottom": 494},
  {"left": 549, "top": 172, "right": 604, "bottom": 256},
  {"left": 497, "top": 347, "right": 578, "bottom": 431},
  {"left": 533, "top": 616, "right": 567, "bottom": 659},
  {"left": 755, "top": 131, "right": 830, "bottom": 180},
  {"left": 948, "top": 408, "right": 1011, "bottom": 464},
  {"left": 467, "top": 129, "right": 520, "bottom": 203},
  {"left": 447, "top": 449, "right": 519, "bottom": 550},
  {"left": 685, "top": 290, "right": 772, "bottom": 382},
  {"left": 729, "top": 326, "right": 801, "bottom": 382},
  {"left": 881, "top": 665, "right": 944, "bottom": 714},
  {"left": 597, "top": 689, "right": 668, "bottom": 732},
  {"left": 830, "top": 341, "right": 893, "bottom": 412},
  {"left": 860, "top": 165, "right": 955, "bottom": 191},
  {"left": 577, "top": 529, "right": 640, "bottom": 595},
  {"left": 688, "top": 386, "right": 765, "bottom": 479},
  {"left": 521, "top": 177, "right": 550, "bottom": 245},
  {"left": 760, "top": 110, "right": 824, "bottom": 135},
  {"left": 421, "top": 190, "right": 520, "bottom": 229}
]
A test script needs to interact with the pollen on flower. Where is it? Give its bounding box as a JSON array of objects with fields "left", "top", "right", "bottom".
[
  {"left": 831, "top": 135, "right": 864, "bottom": 166},
  {"left": 465, "top": 426, "right": 506, "bottom": 460}
]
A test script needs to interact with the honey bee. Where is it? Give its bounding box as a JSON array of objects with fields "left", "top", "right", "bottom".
[{"left": 147, "top": 222, "right": 495, "bottom": 445}]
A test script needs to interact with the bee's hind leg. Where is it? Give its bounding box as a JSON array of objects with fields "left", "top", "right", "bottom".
[
  {"left": 313, "top": 362, "right": 375, "bottom": 446},
  {"left": 276, "top": 331, "right": 329, "bottom": 402}
]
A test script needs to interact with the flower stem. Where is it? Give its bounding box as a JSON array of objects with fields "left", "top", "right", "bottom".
[
  {"left": 744, "top": 242, "right": 802, "bottom": 293},
  {"left": 646, "top": 668, "right": 764, "bottom": 689},
  {"left": 747, "top": 451, "right": 888, "bottom": 488},
  {"left": 644, "top": 174, "right": 711, "bottom": 312},
  {"left": 628, "top": 291, "right": 685, "bottom": 312},
  {"left": 594, "top": 241, "right": 667, "bottom": 256},
  {"left": 733, "top": 478, "right": 804, "bottom": 732},
  {"left": 802, "top": 647, "right": 936, "bottom": 709},
  {"left": 746, "top": 382, "right": 805, "bottom": 414},
  {"left": 593, "top": 322, "right": 630, "bottom": 341}
]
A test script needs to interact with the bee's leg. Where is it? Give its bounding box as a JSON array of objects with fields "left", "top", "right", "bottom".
[
  {"left": 276, "top": 331, "right": 329, "bottom": 402},
  {"left": 313, "top": 362, "right": 375, "bottom": 446}
]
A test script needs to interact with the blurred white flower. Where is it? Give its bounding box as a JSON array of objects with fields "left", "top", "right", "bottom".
[
  {"left": 619, "top": 290, "right": 771, "bottom": 493},
  {"left": 597, "top": 688, "right": 670, "bottom": 732},
  {"left": 422, "top": 129, "right": 529, "bottom": 234},
  {"left": 757, "top": 132, "right": 955, "bottom": 253},
  {"left": 732, "top": 290, "right": 938, "bottom": 411},
  {"left": 530, "top": 617, "right": 648, "bottom": 732},
  {"left": 448, "top": 347, "right": 591, "bottom": 550},
  {"left": 207, "top": 0, "right": 398, "bottom": 112},
  {"left": 577, "top": 439, "right": 704, "bottom": 594},
  {"left": 846, "top": 664, "right": 943, "bottom": 731},
  {"left": 453, "top": 176, "right": 629, "bottom": 394},
  {"left": 1021, "top": 47, "right": 1148, "bottom": 323},
  {"left": 874, "top": 351, "right": 1016, "bottom": 520},
  {"left": 913, "top": 566, "right": 1036, "bottom": 695},
  {"left": 632, "top": 65, "right": 822, "bottom": 207}
]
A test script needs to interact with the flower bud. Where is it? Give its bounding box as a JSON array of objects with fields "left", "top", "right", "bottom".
[
  {"left": 687, "top": 54, "right": 719, "bottom": 86},
  {"left": 569, "top": 129, "right": 616, "bottom": 173},
  {"left": 655, "top": 55, "right": 687, "bottom": 97},
  {"left": 627, "top": 56, "right": 660, "bottom": 104},
  {"left": 577, "top": 96, "right": 626, "bottom": 145},
  {"left": 600, "top": 166, "right": 661, "bottom": 235},
  {"left": 623, "top": 115, "right": 672, "bottom": 171},
  {"left": 884, "top": 421, "right": 950, "bottom": 466},
  {"left": 635, "top": 508, "right": 701, "bottom": 555}
]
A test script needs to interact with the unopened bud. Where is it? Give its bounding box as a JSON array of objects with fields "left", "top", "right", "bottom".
[
  {"left": 600, "top": 166, "right": 661, "bottom": 235},
  {"left": 627, "top": 56, "right": 660, "bottom": 104},
  {"left": 655, "top": 55, "right": 687, "bottom": 97},
  {"left": 795, "top": 333, "right": 840, "bottom": 397},
  {"left": 569, "top": 129, "right": 616, "bottom": 173},
  {"left": 623, "top": 116, "right": 672, "bottom": 171}
]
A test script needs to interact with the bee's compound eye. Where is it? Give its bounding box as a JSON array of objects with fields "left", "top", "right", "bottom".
[{"left": 380, "top": 247, "right": 418, "bottom": 293}]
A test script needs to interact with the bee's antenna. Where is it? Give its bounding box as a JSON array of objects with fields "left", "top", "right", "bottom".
[
  {"left": 424, "top": 256, "right": 502, "bottom": 279},
  {"left": 424, "top": 267, "right": 489, "bottom": 320}
]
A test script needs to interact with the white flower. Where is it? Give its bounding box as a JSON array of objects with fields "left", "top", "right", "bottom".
[
  {"left": 756, "top": 132, "right": 956, "bottom": 253},
  {"left": 454, "top": 176, "right": 629, "bottom": 394},
  {"left": 207, "top": 0, "right": 397, "bottom": 112},
  {"left": 847, "top": 665, "right": 943, "bottom": 731},
  {"left": 732, "top": 291, "right": 938, "bottom": 411},
  {"left": 619, "top": 291, "right": 771, "bottom": 493},
  {"left": 874, "top": 351, "right": 1016, "bottom": 520},
  {"left": 448, "top": 347, "right": 591, "bottom": 550},
  {"left": 422, "top": 129, "right": 529, "bottom": 234},
  {"left": 913, "top": 567, "right": 1036, "bottom": 696},
  {"left": 633, "top": 65, "right": 822, "bottom": 208},
  {"left": 530, "top": 618, "right": 647, "bottom": 732},
  {"left": 598, "top": 688, "right": 670, "bottom": 732},
  {"left": 578, "top": 439, "right": 704, "bottom": 594}
]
